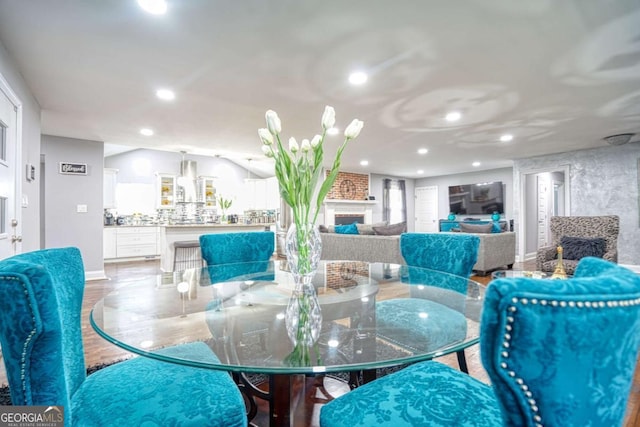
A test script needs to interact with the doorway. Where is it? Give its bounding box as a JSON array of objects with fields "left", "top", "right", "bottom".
[
  {"left": 518, "top": 166, "right": 570, "bottom": 262},
  {"left": 415, "top": 186, "right": 439, "bottom": 232},
  {"left": 0, "top": 74, "right": 22, "bottom": 260}
]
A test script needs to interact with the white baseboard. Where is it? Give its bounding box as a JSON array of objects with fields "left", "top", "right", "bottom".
[
  {"left": 620, "top": 264, "right": 640, "bottom": 274},
  {"left": 85, "top": 269, "right": 108, "bottom": 281}
]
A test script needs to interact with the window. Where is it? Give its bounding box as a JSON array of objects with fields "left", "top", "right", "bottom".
[
  {"left": 0, "top": 121, "right": 7, "bottom": 162},
  {"left": 0, "top": 196, "right": 6, "bottom": 234},
  {"left": 382, "top": 179, "right": 406, "bottom": 224}
]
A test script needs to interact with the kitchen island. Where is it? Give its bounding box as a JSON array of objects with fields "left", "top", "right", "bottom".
[{"left": 159, "top": 223, "right": 275, "bottom": 272}]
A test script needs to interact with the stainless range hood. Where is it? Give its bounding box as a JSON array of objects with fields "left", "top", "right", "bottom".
[{"left": 178, "top": 160, "right": 198, "bottom": 202}]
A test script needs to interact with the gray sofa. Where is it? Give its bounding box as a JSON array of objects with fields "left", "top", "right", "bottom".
[{"left": 320, "top": 231, "right": 516, "bottom": 275}]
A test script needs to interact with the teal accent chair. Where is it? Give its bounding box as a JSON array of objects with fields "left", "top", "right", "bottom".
[
  {"left": 376, "top": 233, "right": 480, "bottom": 372},
  {"left": 200, "top": 232, "right": 275, "bottom": 282},
  {"left": 199, "top": 231, "right": 274, "bottom": 265},
  {"left": 0, "top": 247, "right": 247, "bottom": 427},
  {"left": 320, "top": 257, "right": 640, "bottom": 427}
]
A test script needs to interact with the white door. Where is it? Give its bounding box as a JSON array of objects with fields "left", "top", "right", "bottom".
[
  {"left": 0, "top": 81, "right": 21, "bottom": 259},
  {"left": 537, "top": 175, "right": 549, "bottom": 248},
  {"left": 415, "top": 186, "right": 439, "bottom": 232}
]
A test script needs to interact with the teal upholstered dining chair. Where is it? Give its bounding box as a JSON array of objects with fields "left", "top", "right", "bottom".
[
  {"left": 200, "top": 232, "right": 275, "bottom": 282},
  {"left": 0, "top": 247, "right": 247, "bottom": 427},
  {"left": 376, "top": 232, "right": 480, "bottom": 372},
  {"left": 199, "top": 231, "right": 275, "bottom": 265},
  {"left": 321, "top": 256, "right": 640, "bottom": 427}
]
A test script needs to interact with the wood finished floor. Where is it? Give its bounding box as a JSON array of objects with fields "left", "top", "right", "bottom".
[{"left": 0, "top": 259, "right": 638, "bottom": 426}]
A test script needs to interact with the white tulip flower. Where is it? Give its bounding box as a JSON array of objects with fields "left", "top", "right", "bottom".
[
  {"left": 310, "top": 135, "right": 322, "bottom": 148},
  {"left": 344, "top": 119, "right": 364, "bottom": 139},
  {"left": 321, "top": 106, "right": 336, "bottom": 130},
  {"left": 289, "top": 137, "right": 299, "bottom": 153},
  {"left": 265, "top": 110, "right": 282, "bottom": 135},
  {"left": 258, "top": 128, "right": 273, "bottom": 145},
  {"left": 262, "top": 144, "right": 274, "bottom": 157},
  {"left": 300, "top": 139, "right": 311, "bottom": 152}
]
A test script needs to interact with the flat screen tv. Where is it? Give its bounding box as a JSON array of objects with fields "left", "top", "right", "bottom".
[{"left": 448, "top": 181, "right": 504, "bottom": 215}]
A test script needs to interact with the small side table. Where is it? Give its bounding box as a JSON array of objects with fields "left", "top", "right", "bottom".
[{"left": 491, "top": 270, "right": 551, "bottom": 280}]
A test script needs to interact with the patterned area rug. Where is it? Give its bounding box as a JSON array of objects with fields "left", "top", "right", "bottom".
[{"left": 0, "top": 361, "right": 124, "bottom": 405}]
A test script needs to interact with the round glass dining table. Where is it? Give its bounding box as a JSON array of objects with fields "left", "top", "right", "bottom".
[{"left": 91, "top": 260, "right": 486, "bottom": 427}]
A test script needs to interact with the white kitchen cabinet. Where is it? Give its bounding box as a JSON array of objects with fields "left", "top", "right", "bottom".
[
  {"left": 244, "top": 179, "right": 271, "bottom": 210},
  {"left": 104, "top": 168, "right": 118, "bottom": 209},
  {"left": 157, "top": 174, "right": 177, "bottom": 209},
  {"left": 103, "top": 228, "right": 117, "bottom": 259},
  {"left": 265, "top": 176, "right": 280, "bottom": 210},
  {"left": 200, "top": 176, "right": 217, "bottom": 209},
  {"left": 102, "top": 227, "right": 160, "bottom": 261}
]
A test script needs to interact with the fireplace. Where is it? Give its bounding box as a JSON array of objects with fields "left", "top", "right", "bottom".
[
  {"left": 324, "top": 200, "right": 375, "bottom": 225},
  {"left": 335, "top": 215, "right": 365, "bottom": 225}
]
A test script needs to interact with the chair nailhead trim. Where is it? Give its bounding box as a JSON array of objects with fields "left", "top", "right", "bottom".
[
  {"left": 1, "top": 275, "right": 37, "bottom": 403},
  {"left": 499, "top": 294, "right": 640, "bottom": 427}
]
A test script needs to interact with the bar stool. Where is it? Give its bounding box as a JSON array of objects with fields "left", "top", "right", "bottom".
[{"left": 173, "top": 240, "right": 203, "bottom": 271}]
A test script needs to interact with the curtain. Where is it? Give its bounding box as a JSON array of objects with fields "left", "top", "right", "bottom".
[
  {"left": 382, "top": 178, "right": 407, "bottom": 224},
  {"left": 383, "top": 179, "right": 392, "bottom": 222}
]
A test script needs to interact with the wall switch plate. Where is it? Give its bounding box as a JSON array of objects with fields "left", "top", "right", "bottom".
[{"left": 77, "top": 204, "right": 88, "bottom": 213}]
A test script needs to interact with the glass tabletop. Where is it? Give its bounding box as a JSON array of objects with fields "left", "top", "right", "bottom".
[{"left": 90, "top": 260, "right": 485, "bottom": 375}]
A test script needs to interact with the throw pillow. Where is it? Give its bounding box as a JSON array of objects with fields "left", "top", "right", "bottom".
[
  {"left": 560, "top": 236, "right": 606, "bottom": 260},
  {"left": 335, "top": 222, "right": 359, "bottom": 235},
  {"left": 356, "top": 221, "right": 388, "bottom": 235},
  {"left": 458, "top": 222, "right": 493, "bottom": 234},
  {"left": 373, "top": 221, "right": 407, "bottom": 236},
  {"left": 318, "top": 225, "right": 329, "bottom": 233}
]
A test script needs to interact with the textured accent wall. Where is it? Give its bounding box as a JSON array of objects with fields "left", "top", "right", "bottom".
[
  {"left": 513, "top": 142, "right": 640, "bottom": 265},
  {"left": 326, "top": 171, "right": 370, "bottom": 201}
]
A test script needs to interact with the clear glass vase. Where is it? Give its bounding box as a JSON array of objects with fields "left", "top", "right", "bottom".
[{"left": 284, "top": 222, "right": 323, "bottom": 356}]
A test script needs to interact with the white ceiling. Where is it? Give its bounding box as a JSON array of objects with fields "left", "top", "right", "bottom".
[{"left": 0, "top": 0, "right": 638, "bottom": 178}]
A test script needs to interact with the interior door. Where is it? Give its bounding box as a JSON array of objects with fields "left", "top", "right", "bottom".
[
  {"left": 0, "top": 82, "right": 21, "bottom": 259},
  {"left": 537, "top": 175, "right": 550, "bottom": 248},
  {"left": 415, "top": 186, "right": 439, "bottom": 232}
]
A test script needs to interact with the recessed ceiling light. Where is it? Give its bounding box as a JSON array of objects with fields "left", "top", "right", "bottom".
[
  {"left": 417, "top": 148, "right": 428, "bottom": 155},
  {"left": 137, "top": 0, "right": 167, "bottom": 15},
  {"left": 140, "top": 128, "right": 154, "bottom": 136},
  {"left": 500, "top": 134, "right": 513, "bottom": 142},
  {"left": 156, "top": 88, "right": 175, "bottom": 101},
  {"left": 348, "top": 71, "right": 368, "bottom": 85},
  {"left": 327, "top": 127, "right": 339, "bottom": 135},
  {"left": 445, "top": 111, "right": 461, "bottom": 122},
  {"left": 360, "top": 160, "right": 369, "bottom": 166},
  {"left": 472, "top": 161, "right": 481, "bottom": 167},
  {"left": 417, "top": 170, "right": 424, "bottom": 174}
]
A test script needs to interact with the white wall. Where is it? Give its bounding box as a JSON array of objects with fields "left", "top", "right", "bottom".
[
  {"left": 415, "top": 167, "right": 514, "bottom": 223},
  {"left": 105, "top": 149, "right": 254, "bottom": 215},
  {"left": 41, "top": 135, "right": 104, "bottom": 278},
  {"left": 513, "top": 142, "right": 640, "bottom": 265}
]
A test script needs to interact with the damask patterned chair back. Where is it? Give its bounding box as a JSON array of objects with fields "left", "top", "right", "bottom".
[
  {"left": 0, "top": 247, "right": 86, "bottom": 411},
  {"left": 401, "top": 232, "right": 480, "bottom": 277},
  {"left": 200, "top": 232, "right": 275, "bottom": 283},
  {"left": 400, "top": 233, "right": 480, "bottom": 296},
  {"left": 200, "top": 231, "right": 274, "bottom": 265},
  {"left": 481, "top": 256, "right": 640, "bottom": 426}
]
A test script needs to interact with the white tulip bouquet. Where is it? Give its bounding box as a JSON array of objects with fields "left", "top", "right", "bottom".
[{"left": 258, "top": 106, "right": 364, "bottom": 231}]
